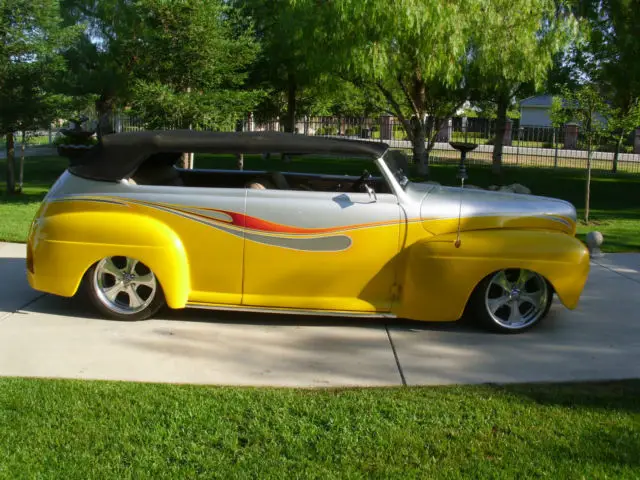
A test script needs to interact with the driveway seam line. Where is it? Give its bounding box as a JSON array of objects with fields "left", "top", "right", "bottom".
[
  {"left": 385, "top": 324, "right": 407, "bottom": 386},
  {"left": 0, "top": 293, "right": 47, "bottom": 323},
  {"left": 593, "top": 260, "right": 640, "bottom": 285}
]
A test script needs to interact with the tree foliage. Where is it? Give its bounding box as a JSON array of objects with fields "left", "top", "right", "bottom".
[
  {"left": 570, "top": 0, "right": 640, "bottom": 172},
  {"left": 290, "top": 0, "right": 575, "bottom": 176},
  {"left": 128, "top": 0, "right": 262, "bottom": 131},
  {"left": 551, "top": 84, "right": 610, "bottom": 222},
  {"left": 60, "top": 0, "right": 144, "bottom": 136},
  {"left": 574, "top": 0, "right": 640, "bottom": 109},
  {"left": 0, "top": 0, "right": 80, "bottom": 192},
  {"left": 235, "top": 0, "right": 312, "bottom": 130},
  {"left": 289, "top": 0, "right": 481, "bottom": 175},
  {"left": 467, "top": 0, "right": 578, "bottom": 174}
]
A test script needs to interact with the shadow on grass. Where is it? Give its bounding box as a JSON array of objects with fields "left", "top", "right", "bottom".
[
  {"left": 493, "top": 379, "right": 640, "bottom": 415},
  {"left": 0, "top": 191, "right": 47, "bottom": 204}
]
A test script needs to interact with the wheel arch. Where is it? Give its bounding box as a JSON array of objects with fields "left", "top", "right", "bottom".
[
  {"left": 392, "top": 229, "right": 590, "bottom": 322},
  {"left": 29, "top": 210, "right": 191, "bottom": 309},
  {"left": 462, "top": 267, "right": 556, "bottom": 317}
]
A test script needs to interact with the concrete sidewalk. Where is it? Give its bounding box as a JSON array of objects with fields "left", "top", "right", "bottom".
[{"left": 1, "top": 241, "right": 639, "bottom": 387}]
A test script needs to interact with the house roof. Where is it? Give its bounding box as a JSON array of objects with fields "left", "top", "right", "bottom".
[
  {"left": 519, "top": 95, "right": 554, "bottom": 108},
  {"left": 69, "top": 130, "right": 389, "bottom": 182}
]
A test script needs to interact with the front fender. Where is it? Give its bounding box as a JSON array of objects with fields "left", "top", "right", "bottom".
[
  {"left": 393, "top": 229, "right": 590, "bottom": 322},
  {"left": 28, "top": 211, "right": 190, "bottom": 309}
]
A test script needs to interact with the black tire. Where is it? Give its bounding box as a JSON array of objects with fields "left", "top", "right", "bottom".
[
  {"left": 83, "top": 257, "right": 166, "bottom": 321},
  {"left": 468, "top": 268, "right": 553, "bottom": 334}
]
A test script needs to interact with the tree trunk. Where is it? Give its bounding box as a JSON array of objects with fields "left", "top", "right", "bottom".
[
  {"left": 284, "top": 72, "right": 297, "bottom": 133},
  {"left": 95, "top": 95, "right": 115, "bottom": 140},
  {"left": 412, "top": 116, "right": 428, "bottom": 176},
  {"left": 18, "top": 131, "right": 25, "bottom": 193},
  {"left": 585, "top": 141, "right": 592, "bottom": 223},
  {"left": 612, "top": 134, "right": 622, "bottom": 173},
  {"left": 492, "top": 98, "right": 509, "bottom": 175},
  {"left": 5, "top": 132, "right": 16, "bottom": 193}
]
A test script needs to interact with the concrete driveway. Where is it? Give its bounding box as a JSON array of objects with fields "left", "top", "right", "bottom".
[{"left": 1, "top": 241, "right": 639, "bottom": 387}]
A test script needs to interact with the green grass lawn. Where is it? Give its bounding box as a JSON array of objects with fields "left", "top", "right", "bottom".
[
  {"left": 1, "top": 154, "right": 639, "bottom": 251},
  {"left": 0, "top": 134, "right": 52, "bottom": 149},
  {"left": 0, "top": 156, "right": 63, "bottom": 242},
  {"left": 0, "top": 377, "right": 638, "bottom": 478}
]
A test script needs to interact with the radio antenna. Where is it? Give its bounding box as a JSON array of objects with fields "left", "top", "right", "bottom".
[{"left": 448, "top": 141, "right": 477, "bottom": 248}]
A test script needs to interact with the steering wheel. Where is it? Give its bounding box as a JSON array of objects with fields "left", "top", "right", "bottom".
[{"left": 351, "top": 169, "right": 373, "bottom": 192}]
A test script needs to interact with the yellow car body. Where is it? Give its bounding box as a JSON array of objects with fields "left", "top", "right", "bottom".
[{"left": 27, "top": 131, "right": 590, "bottom": 331}]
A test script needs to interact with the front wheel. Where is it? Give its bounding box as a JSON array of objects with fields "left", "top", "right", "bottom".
[
  {"left": 84, "top": 256, "right": 166, "bottom": 321},
  {"left": 469, "top": 268, "right": 552, "bottom": 334}
]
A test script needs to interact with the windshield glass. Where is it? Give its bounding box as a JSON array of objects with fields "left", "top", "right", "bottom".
[{"left": 382, "top": 150, "right": 410, "bottom": 189}]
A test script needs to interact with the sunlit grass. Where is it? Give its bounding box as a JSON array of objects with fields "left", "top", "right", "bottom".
[{"left": 0, "top": 377, "right": 639, "bottom": 478}]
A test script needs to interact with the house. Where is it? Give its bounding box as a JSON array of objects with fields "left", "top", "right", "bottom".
[
  {"left": 520, "top": 94, "right": 609, "bottom": 128},
  {"left": 519, "top": 95, "right": 555, "bottom": 127}
]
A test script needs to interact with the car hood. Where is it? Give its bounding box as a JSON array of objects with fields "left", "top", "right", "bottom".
[{"left": 410, "top": 184, "right": 577, "bottom": 235}]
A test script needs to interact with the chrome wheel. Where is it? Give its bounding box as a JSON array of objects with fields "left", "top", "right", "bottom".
[
  {"left": 484, "top": 269, "right": 549, "bottom": 330},
  {"left": 92, "top": 256, "right": 157, "bottom": 315}
]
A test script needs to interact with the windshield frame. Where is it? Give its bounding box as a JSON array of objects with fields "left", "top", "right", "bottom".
[{"left": 381, "top": 149, "right": 410, "bottom": 190}]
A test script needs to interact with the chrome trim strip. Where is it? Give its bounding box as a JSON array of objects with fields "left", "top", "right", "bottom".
[
  {"left": 185, "top": 303, "right": 397, "bottom": 318},
  {"left": 50, "top": 196, "right": 129, "bottom": 207}
]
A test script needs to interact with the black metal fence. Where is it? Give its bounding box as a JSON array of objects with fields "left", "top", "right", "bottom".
[
  {"left": 232, "top": 115, "right": 640, "bottom": 175},
  {"left": 25, "top": 113, "right": 640, "bottom": 174}
]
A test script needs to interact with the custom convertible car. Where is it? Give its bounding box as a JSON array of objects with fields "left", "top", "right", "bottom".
[{"left": 26, "top": 130, "right": 590, "bottom": 333}]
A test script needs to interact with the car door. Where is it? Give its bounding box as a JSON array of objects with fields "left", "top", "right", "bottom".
[
  {"left": 241, "top": 188, "right": 401, "bottom": 312},
  {"left": 126, "top": 185, "right": 247, "bottom": 306}
]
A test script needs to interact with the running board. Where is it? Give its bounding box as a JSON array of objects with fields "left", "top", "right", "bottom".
[{"left": 185, "top": 303, "right": 397, "bottom": 319}]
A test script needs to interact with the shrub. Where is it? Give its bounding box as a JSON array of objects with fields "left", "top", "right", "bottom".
[
  {"left": 315, "top": 126, "right": 338, "bottom": 136},
  {"left": 53, "top": 134, "right": 98, "bottom": 146}
]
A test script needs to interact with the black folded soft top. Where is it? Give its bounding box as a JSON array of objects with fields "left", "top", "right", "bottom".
[{"left": 69, "top": 130, "right": 389, "bottom": 182}]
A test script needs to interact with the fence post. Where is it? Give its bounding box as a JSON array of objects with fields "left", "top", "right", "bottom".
[
  {"left": 437, "top": 118, "right": 452, "bottom": 142},
  {"left": 553, "top": 127, "right": 559, "bottom": 168},
  {"left": 565, "top": 123, "right": 578, "bottom": 149},
  {"left": 380, "top": 114, "right": 393, "bottom": 140},
  {"left": 503, "top": 119, "right": 513, "bottom": 147},
  {"left": 515, "top": 126, "right": 522, "bottom": 165}
]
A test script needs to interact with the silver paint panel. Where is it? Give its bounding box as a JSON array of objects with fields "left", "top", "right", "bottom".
[{"left": 420, "top": 185, "right": 577, "bottom": 223}]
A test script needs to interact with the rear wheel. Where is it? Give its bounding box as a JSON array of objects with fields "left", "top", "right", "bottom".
[
  {"left": 470, "top": 268, "right": 552, "bottom": 333},
  {"left": 84, "top": 256, "right": 165, "bottom": 321}
]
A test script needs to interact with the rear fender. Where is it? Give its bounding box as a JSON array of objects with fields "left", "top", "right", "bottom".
[
  {"left": 393, "top": 229, "right": 590, "bottom": 322},
  {"left": 29, "top": 211, "right": 189, "bottom": 308}
]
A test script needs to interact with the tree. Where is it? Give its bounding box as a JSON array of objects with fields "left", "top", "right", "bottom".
[
  {"left": 291, "top": 0, "right": 482, "bottom": 176},
  {"left": 293, "top": 0, "right": 575, "bottom": 177},
  {"left": 60, "top": 0, "right": 143, "bottom": 138},
  {"left": 463, "top": 101, "right": 521, "bottom": 120},
  {"left": 0, "top": 0, "right": 79, "bottom": 193},
  {"left": 129, "top": 0, "right": 262, "bottom": 136},
  {"left": 551, "top": 84, "right": 610, "bottom": 223},
  {"left": 467, "top": 0, "right": 578, "bottom": 175},
  {"left": 574, "top": 0, "right": 640, "bottom": 173},
  {"left": 607, "top": 100, "right": 640, "bottom": 173},
  {"left": 236, "top": 0, "right": 320, "bottom": 132}
]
